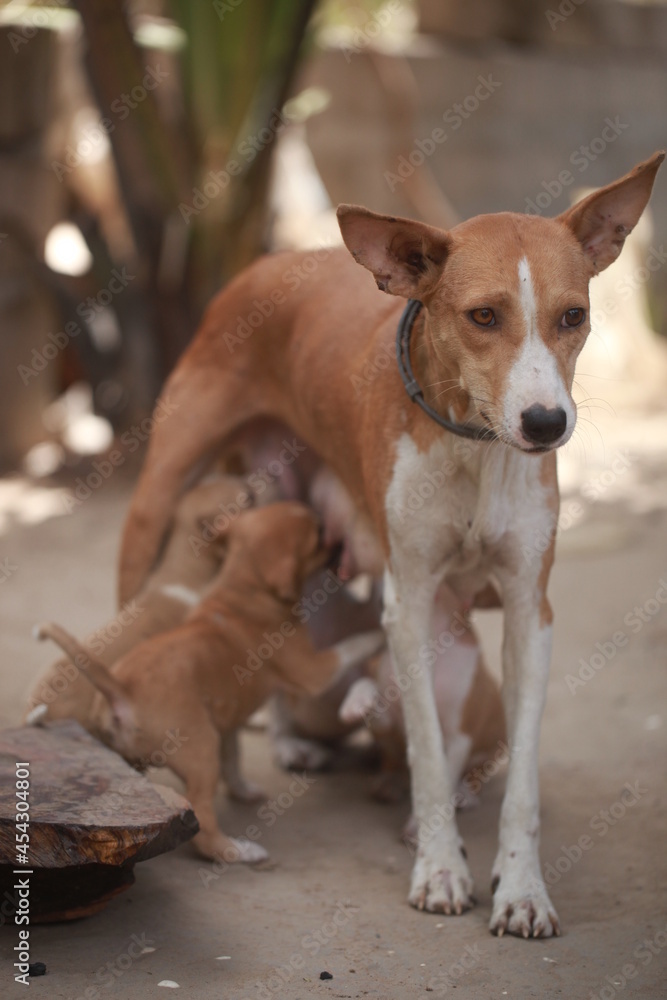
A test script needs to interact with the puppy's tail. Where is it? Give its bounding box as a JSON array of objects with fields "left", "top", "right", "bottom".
[{"left": 35, "top": 623, "right": 129, "bottom": 714}]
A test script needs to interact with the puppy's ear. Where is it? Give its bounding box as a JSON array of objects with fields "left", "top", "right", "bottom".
[
  {"left": 337, "top": 205, "right": 450, "bottom": 299},
  {"left": 196, "top": 515, "right": 234, "bottom": 550},
  {"left": 261, "top": 553, "right": 300, "bottom": 603},
  {"left": 558, "top": 151, "right": 664, "bottom": 274}
]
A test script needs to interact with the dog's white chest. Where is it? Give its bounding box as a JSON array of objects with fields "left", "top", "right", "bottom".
[{"left": 384, "top": 434, "right": 554, "bottom": 587}]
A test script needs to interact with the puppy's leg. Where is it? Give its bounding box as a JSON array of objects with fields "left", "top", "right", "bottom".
[
  {"left": 273, "top": 628, "right": 386, "bottom": 696},
  {"left": 170, "top": 725, "right": 268, "bottom": 864},
  {"left": 269, "top": 694, "right": 334, "bottom": 772},
  {"left": 383, "top": 570, "right": 474, "bottom": 915},
  {"left": 489, "top": 554, "right": 560, "bottom": 939},
  {"left": 220, "top": 730, "right": 266, "bottom": 802}
]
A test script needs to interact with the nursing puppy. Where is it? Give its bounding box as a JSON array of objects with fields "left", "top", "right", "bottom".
[
  {"left": 37, "top": 502, "right": 385, "bottom": 863},
  {"left": 25, "top": 476, "right": 253, "bottom": 728},
  {"left": 339, "top": 584, "right": 506, "bottom": 806},
  {"left": 116, "top": 154, "right": 664, "bottom": 933}
]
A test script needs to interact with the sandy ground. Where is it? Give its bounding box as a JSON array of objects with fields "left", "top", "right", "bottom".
[{"left": 1, "top": 426, "right": 667, "bottom": 999}]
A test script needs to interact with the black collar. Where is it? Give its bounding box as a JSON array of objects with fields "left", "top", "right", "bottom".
[{"left": 396, "top": 299, "right": 497, "bottom": 442}]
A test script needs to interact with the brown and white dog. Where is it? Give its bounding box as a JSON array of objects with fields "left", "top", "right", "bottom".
[
  {"left": 37, "top": 502, "right": 385, "bottom": 864},
  {"left": 116, "top": 154, "right": 664, "bottom": 936}
]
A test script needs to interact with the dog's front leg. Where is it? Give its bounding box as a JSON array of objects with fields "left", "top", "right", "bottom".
[
  {"left": 383, "top": 570, "right": 474, "bottom": 914},
  {"left": 489, "top": 565, "right": 560, "bottom": 938}
]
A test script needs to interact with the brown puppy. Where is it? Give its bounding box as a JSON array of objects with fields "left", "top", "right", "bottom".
[
  {"left": 25, "top": 476, "right": 253, "bottom": 728},
  {"left": 37, "top": 502, "right": 385, "bottom": 864}
]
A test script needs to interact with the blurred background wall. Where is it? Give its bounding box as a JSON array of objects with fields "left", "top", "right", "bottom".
[{"left": 0, "top": 0, "right": 665, "bottom": 474}]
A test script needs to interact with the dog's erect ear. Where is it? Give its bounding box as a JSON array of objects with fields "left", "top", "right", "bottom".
[
  {"left": 337, "top": 205, "right": 451, "bottom": 299},
  {"left": 558, "top": 151, "right": 665, "bottom": 274}
]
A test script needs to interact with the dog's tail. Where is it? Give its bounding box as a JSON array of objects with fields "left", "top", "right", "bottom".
[{"left": 34, "top": 623, "right": 129, "bottom": 717}]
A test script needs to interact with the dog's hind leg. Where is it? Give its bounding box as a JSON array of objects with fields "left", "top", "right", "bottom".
[{"left": 118, "top": 364, "right": 261, "bottom": 605}]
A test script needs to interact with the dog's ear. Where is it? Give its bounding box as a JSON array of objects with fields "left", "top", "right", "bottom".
[
  {"left": 337, "top": 205, "right": 451, "bottom": 299},
  {"left": 260, "top": 553, "right": 300, "bottom": 603},
  {"left": 558, "top": 151, "right": 665, "bottom": 274}
]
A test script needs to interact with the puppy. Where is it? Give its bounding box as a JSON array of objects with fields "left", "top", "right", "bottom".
[
  {"left": 339, "top": 583, "right": 506, "bottom": 807},
  {"left": 25, "top": 475, "right": 252, "bottom": 728},
  {"left": 37, "top": 502, "right": 385, "bottom": 863}
]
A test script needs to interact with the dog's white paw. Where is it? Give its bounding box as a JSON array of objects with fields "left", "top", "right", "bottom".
[
  {"left": 489, "top": 869, "right": 560, "bottom": 938},
  {"left": 338, "top": 678, "right": 379, "bottom": 725},
  {"left": 273, "top": 736, "right": 332, "bottom": 772},
  {"left": 228, "top": 837, "right": 269, "bottom": 864},
  {"left": 409, "top": 846, "right": 475, "bottom": 915}
]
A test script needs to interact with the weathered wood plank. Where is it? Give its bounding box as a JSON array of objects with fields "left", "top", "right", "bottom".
[{"left": 0, "top": 720, "right": 198, "bottom": 921}]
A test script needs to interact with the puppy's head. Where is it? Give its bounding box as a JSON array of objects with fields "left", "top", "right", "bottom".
[
  {"left": 338, "top": 151, "right": 664, "bottom": 453},
  {"left": 223, "top": 502, "right": 328, "bottom": 602}
]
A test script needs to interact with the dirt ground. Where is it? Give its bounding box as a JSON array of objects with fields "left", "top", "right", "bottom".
[{"left": 1, "top": 415, "right": 667, "bottom": 1000}]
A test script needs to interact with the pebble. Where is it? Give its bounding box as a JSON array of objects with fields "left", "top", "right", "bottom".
[
  {"left": 28, "top": 963, "right": 46, "bottom": 977},
  {"left": 319, "top": 971, "right": 333, "bottom": 980}
]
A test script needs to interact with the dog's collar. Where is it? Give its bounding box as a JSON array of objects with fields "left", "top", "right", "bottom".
[{"left": 396, "top": 299, "right": 497, "bottom": 442}]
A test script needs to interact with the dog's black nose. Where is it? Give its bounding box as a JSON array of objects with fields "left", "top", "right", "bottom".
[{"left": 521, "top": 405, "right": 567, "bottom": 446}]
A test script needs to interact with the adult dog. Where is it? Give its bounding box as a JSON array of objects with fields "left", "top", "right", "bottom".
[{"left": 117, "top": 153, "right": 664, "bottom": 936}]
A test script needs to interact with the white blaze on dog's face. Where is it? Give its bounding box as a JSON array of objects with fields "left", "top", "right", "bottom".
[
  {"left": 337, "top": 152, "right": 664, "bottom": 453},
  {"left": 421, "top": 212, "right": 590, "bottom": 451}
]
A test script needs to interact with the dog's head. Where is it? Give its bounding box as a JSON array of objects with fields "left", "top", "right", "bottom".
[
  {"left": 338, "top": 152, "right": 664, "bottom": 453},
  {"left": 220, "top": 501, "right": 328, "bottom": 602}
]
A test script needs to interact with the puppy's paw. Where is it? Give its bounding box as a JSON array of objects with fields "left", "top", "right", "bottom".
[
  {"left": 409, "top": 846, "right": 475, "bottom": 915},
  {"left": 338, "top": 678, "right": 379, "bottom": 725},
  {"left": 490, "top": 870, "right": 560, "bottom": 938},
  {"left": 227, "top": 837, "right": 269, "bottom": 864},
  {"left": 227, "top": 780, "right": 267, "bottom": 803},
  {"left": 455, "top": 780, "right": 480, "bottom": 811},
  {"left": 273, "top": 735, "right": 332, "bottom": 772}
]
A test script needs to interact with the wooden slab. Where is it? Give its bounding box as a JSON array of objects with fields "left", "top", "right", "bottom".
[{"left": 0, "top": 720, "right": 198, "bottom": 921}]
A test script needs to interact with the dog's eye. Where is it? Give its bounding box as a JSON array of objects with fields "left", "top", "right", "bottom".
[
  {"left": 561, "top": 308, "right": 585, "bottom": 328},
  {"left": 470, "top": 308, "right": 496, "bottom": 327}
]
